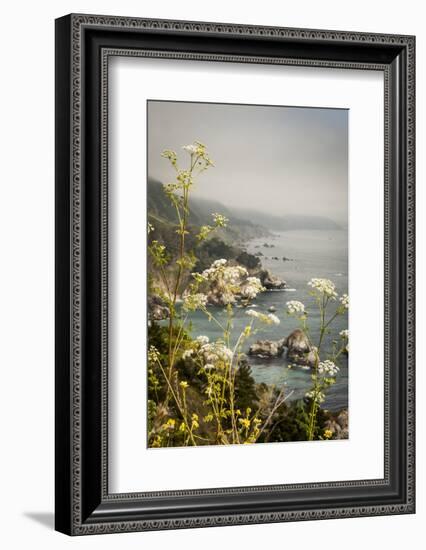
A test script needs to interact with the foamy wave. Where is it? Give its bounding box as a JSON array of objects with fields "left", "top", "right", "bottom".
[{"left": 267, "top": 288, "right": 296, "bottom": 292}]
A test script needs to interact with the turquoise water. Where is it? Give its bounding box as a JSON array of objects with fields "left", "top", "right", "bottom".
[{"left": 179, "top": 230, "right": 348, "bottom": 412}]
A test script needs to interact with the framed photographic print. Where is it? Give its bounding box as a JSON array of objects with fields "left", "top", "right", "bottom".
[{"left": 55, "top": 14, "right": 415, "bottom": 535}]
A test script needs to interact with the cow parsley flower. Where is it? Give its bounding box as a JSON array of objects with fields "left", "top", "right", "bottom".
[
  {"left": 213, "top": 258, "right": 227, "bottom": 267},
  {"left": 196, "top": 335, "right": 209, "bottom": 345},
  {"left": 212, "top": 213, "right": 228, "bottom": 227},
  {"left": 286, "top": 300, "right": 305, "bottom": 314},
  {"left": 182, "top": 293, "right": 208, "bottom": 311},
  {"left": 203, "top": 259, "right": 247, "bottom": 281},
  {"left": 267, "top": 313, "right": 281, "bottom": 325},
  {"left": 191, "top": 272, "right": 208, "bottom": 284},
  {"left": 339, "top": 329, "right": 349, "bottom": 339},
  {"left": 199, "top": 341, "right": 233, "bottom": 367},
  {"left": 305, "top": 389, "right": 325, "bottom": 403},
  {"left": 246, "top": 309, "right": 260, "bottom": 319},
  {"left": 317, "top": 360, "right": 339, "bottom": 376},
  {"left": 240, "top": 277, "right": 264, "bottom": 300},
  {"left": 308, "top": 278, "right": 338, "bottom": 299},
  {"left": 340, "top": 294, "right": 349, "bottom": 309},
  {"left": 200, "top": 259, "right": 262, "bottom": 304},
  {"left": 148, "top": 346, "right": 160, "bottom": 363},
  {"left": 245, "top": 310, "right": 280, "bottom": 325},
  {"left": 182, "top": 144, "right": 198, "bottom": 155},
  {"left": 182, "top": 142, "right": 214, "bottom": 167},
  {"left": 182, "top": 349, "right": 194, "bottom": 360}
]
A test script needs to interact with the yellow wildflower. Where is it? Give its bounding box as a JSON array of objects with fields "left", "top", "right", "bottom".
[
  {"left": 165, "top": 418, "right": 176, "bottom": 429},
  {"left": 191, "top": 413, "right": 199, "bottom": 430},
  {"left": 151, "top": 435, "right": 162, "bottom": 447},
  {"left": 239, "top": 418, "right": 251, "bottom": 429}
]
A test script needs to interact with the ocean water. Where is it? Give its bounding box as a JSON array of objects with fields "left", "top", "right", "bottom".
[{"left": 180, "top": 229, "right": 348, "bottom": 411}]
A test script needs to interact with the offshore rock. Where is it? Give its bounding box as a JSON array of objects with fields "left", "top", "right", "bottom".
[
  {"left": 148, "top": 295, "right": 170, "bottom": 321},
  {"left": 324, "top": 409, "right": 349, "bottom": 439},
  {"left": 248, "top": 339, "right": 287, "bottom": 358},
  {"left": 286, "top": 329, "right": 316, "bottom": 367},
  {"left": 258, "top": 269, "right": 286, "bottom": 290}
]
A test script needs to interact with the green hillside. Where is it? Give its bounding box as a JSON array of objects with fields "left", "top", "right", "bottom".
[{"left": 147, "top": 179, "right": 269, "bottom": 245}]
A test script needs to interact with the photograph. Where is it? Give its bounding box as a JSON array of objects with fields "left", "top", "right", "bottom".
[{"left": 146, "top": 100, "right": 349, "bottom": 448}]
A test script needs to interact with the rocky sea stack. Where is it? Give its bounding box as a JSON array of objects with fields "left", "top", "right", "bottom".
[
  {"left": 249, "top": 328, "right": 316, "bottom": 368},
  {"left": 257, "top": 269, "right": 286, "bottom": 290}
]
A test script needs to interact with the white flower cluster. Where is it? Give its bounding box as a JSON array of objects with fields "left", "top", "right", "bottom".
[
  {"left": 182, "top": 292, "right": 208, "bottom": 311},
  {"left": 181, "top": 141, "right": 214, "bottom": 168},
  {"left": 308, "top": 278, "right": 338, "bottom": 299},
  {"left": 182, "top": 144, "right": 198, "bottom": 155},
  {"left": 199, "top": 259, "right": 264, "bottom": 305},
  {"left": 317, "top": 360, "right": 339, "bottom": 376},
  {"left": 245, "top": 309, "right": 260, "bottom": 319},
  {"left": 246, "top": 309, "right": 280, "bottom": 325},
  {"left": 240, "top": 277, "right": 264, "bottom": 300},
  {"left": 199, "top": 341, "right": 233, "bottom": 368},
  {"left": 305, "top": 389, "right": 325, "bottom": 403},
  {"left": 268, "top": 313, "right": 281, "bottom": 325},
  {"left": 340, "top": 294, "right": 349, "bottom": 309},
  {"left": 212, "top": 212, "right": 228, "bottom": 227},
  {"left": 202, "top": 259, "right": 248, "bottom": 284},
  {"left": 182, "top": 349, "right": 194, "bottom": 360},
  {"left": 339, "top": 329, "right": 349, "bottom": 339},
  {"left": 211, "top": 258, "right": 227, "bottom": 268},
  {"left": 182, "top": 336, "right": 232, "bottom": 369},
  {"left": 286, "top": 300, "right": 305, "bottom": 314},
  {"left": 148, "top": 345, "right": 160, "bottom": 363}
]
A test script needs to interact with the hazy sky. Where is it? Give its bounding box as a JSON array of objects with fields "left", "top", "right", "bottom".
[{"left": 147, "top": 101, "right": 348, "bottom": 223}]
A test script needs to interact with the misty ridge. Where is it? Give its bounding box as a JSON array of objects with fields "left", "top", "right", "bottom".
[
  {"left": 147, "top": 101, "right": 348, "bottom": 226},
  {"left": 148, "top": 178, "right": 343, "bottom": 236}
]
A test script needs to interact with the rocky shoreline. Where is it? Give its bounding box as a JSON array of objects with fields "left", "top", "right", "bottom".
[
  {"left": 324, "top": 409, "right": 349, "bottom": 439},
  {"left": 248, "top": 328, "right": 317, "bottom": 368},
  {"left": 149, "top": 246, "right": 318, "bottom": 370},
  {"left": 148, "top": 238, "right": 348, "bottom": 426}
]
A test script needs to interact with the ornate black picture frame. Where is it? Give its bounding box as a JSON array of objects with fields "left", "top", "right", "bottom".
[{"left": 55, "top": 14, "right": 415, "bottom": 535}]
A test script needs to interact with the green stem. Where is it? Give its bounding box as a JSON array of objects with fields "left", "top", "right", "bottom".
[{"left": 165, "top": 170, "right": 191, "bottom": 404}]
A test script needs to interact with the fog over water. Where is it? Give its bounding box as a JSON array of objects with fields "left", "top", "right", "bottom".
[{"left": 148, "top": 100, "right": 348, "bottom": 224}]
